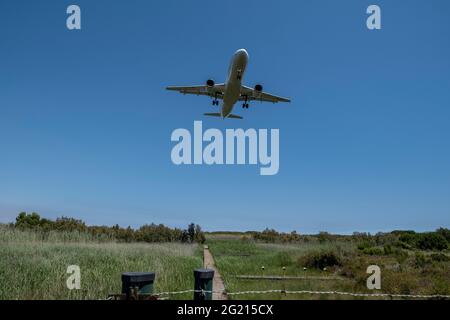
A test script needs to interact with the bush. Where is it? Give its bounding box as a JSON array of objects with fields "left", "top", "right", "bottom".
[
  {"left": 252, "top": 228, "right": 302, "bottom": 243},
  {"left": 362, "top": 247, "right": 384, "bottom": 255},
  {"left": 357, "top": 242, "right": 385, "bottom": 255},
  {"left": 357, "top": 242, "right": 372, "bottom": 251},
  {"left": 240, "top": 235, "right": 250, "bottom": 242},
  {"left": 383, "top": 244, "right": 393, "bottom": 255},
  {"left": 338, "top": 256, "right": 366, "bottom": 279},
  {"left": 430, "top": 253, "right": 449, "bottom": 262},
  {"left": 436, "top": 228, "right": 450, "bottom": 243},
  {"left": 298, "top": 250, "right": 342, "bottom": 270},
  {"left": 396, "top": 230, "right": 448, "bottom": 251},
  {"left": 416, "top": 233, "right": 448, "bottom": 251}
]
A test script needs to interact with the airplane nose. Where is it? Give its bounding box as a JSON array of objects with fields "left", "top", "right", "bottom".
[{"left": 236, "top": 48, "right": 249, "bottom": 60}]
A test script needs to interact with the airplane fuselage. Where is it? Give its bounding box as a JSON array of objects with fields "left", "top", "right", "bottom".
[{"left": 222, "top": 49, "right": 249, "bottom": 118}]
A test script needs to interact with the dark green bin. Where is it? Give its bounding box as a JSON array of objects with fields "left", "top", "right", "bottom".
[
  {"left": 193, "top": 269, "right": 214, "bottom": 300},
  {"left": 121, "top": 272, "right": 155, "bottom": 299}
]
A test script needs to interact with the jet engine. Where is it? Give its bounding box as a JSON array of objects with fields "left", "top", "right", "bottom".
[
  {"left": 253, "top": 84, "right": 263, "bottom": 98},
  {"left": 206, "top": 79, "right": 215, "bottom": 87}
]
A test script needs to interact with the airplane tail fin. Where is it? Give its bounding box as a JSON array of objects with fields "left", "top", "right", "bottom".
[{"left": 203, "top": 113, "right": 243, "bottom": 119}]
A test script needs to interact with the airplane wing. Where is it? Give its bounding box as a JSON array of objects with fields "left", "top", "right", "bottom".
[
  {"left": 239, "top": 85, "right": 291, "bottom": 103},
  {"left": 166, "top": 84, "right": 225, "bottom": 99}
]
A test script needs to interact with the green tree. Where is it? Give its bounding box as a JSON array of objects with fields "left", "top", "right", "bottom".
[
  {"left": 187, "top": 223, "right": 196, "bottom": 243},
  {"left": 15, "top": 212, "right": 41, "bottom": 229},
  {"left": 194, "top": 224, "right": 206, "bottom": 244}
]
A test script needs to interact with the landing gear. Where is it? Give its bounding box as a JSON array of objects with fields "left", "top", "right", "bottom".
[
  {"left": 242, "top": 95, "right": 249, "bottom": 109},
  {"left": 212, "top": 93, "right": 219, "bottom": 106}
]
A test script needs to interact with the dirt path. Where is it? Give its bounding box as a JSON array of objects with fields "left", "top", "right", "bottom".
[{"left": 203, "top": 246, "right": 228, "bottom": 300}]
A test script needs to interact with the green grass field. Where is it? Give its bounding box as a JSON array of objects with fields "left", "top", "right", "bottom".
[
  {"left": 0, "top": 227, "right": 202, "bottom": 300},
  {"left": 1, "top": 227, "right": 449, "bottom": 300},
  {"left": 207, "top": 235, "right": 450, "bottom": 300}
]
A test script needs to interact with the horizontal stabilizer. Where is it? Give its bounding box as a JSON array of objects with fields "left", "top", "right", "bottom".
[{"left": 203, "top": 113, "right": 243, "bottom": 119}]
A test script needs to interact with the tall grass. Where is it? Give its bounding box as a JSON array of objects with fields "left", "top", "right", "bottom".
[
  {"left": 0, "top": 224, "right": 117, "bottom": 243},
  {"left": 0, "top": 226, "right": 202, "bottom": 300}
]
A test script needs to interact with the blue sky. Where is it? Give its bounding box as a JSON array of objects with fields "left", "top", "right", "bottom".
[{"left": 1, "top": 0, "right": 449, "bottom": 233}]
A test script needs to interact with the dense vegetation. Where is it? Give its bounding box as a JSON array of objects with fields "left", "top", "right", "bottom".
[
  {"left": 242, "top": 228, "right": 450, "bottom": 252},
  {"left": 208, "top": 228, "right": 449, "bottom": 299},
  {"left": 1, "top": 212, "right": 449, "bottom": 299},
  {"left": 208, "top": 236, "right": 450, "bottom": 300},
  {"left": 11, "top": 212, "right": 206, "bottom": 244}
]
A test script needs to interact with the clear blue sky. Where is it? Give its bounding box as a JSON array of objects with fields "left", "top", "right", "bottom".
[{"left": 1, "top": 0, "right": 449, "bottom": 234}]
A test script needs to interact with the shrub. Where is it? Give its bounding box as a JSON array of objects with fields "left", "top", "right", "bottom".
[
  {"left": 396, "top": 230, "right": 448, "bottom": 251},
  {"left": 430, "top": 253, "right": 449, "bottom": 262},
  {"left": 357, "top": 242, "right": 372, "bottom": 251},
  {"left": 416, "top": 233, "right": 448, "bottom": 251},
  {"left": 436, "top": 228, "right": 450, "bottom": 243},
  {"left": 240, "top": 235, "right": 250, "bottom": 242},
  {"left": 383, "top": 244, "right": 393, "bottom": 255},
  {"left": 318, "top": 232, "right": 333, "bottom": 243},
  {"left": 362, "top": 247, "right": 384, "bottom": 255},
  {"left": 194, "top": 225, "right": 206, "bottom": 244},
  {"left": 338, "top": 256, "right": 366, "bottom": 279},
  {"left": 252, "top": 228, "right": 303, "bottom": 243},
  {"left": 397, "top": 231, "right": 417, "bottom": 246},
  {"left": 357, "top": 241, "right": 385, "bottom": 255},
  {"left": 298, "top": 250, "right": 342, "bottom": 270}
]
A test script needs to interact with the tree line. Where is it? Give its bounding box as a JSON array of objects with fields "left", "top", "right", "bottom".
[
  {"left": 10, "top": 212, "right": 450, "bottom": 251},
  {"left": 13, "top": 212, "right": 206, "bottom": 244}
]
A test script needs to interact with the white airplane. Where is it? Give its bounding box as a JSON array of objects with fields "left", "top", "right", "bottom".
[{"left": 166, "top": 49, "right": 291, "bottom": 119}]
